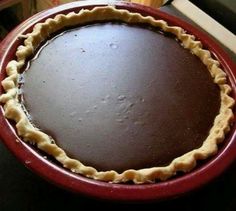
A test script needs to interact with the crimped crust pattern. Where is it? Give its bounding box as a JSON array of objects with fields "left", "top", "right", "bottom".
[{"left": 0, "top": 6, "right": 234, "bottom": 184}]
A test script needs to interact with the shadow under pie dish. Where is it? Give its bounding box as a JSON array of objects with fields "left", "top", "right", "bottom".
[{"left": 0, "top": 1, "right": 235, "bottom": 200}]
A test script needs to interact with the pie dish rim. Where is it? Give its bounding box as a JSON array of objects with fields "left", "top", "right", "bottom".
[{"left": 0, "top": 1, "right": 235, "bottom": 200}]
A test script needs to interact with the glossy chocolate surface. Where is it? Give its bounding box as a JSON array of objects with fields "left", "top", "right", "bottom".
[{"left": 22, "top": 22, "right": 220, "bottom": 172}]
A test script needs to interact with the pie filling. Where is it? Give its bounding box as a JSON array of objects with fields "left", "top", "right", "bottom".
[
  {"left": 0, "top": 6, "right": 234, "bottom": 183},
  {"left": 21, "top": 22, "right": 220, "bottom": 172}
]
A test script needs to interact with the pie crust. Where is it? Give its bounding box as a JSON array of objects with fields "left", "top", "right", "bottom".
[{"left": 0, "top": 6, "right": 234, "bottom": 184}]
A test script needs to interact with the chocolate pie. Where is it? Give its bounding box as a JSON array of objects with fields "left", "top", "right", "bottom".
[{"left": 0, "top": 6, "right": 234, "bottom": 184}]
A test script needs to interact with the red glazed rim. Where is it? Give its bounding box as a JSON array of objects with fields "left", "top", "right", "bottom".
[{"left": 0, "top": 1, "right": 236, "bottom": 202}]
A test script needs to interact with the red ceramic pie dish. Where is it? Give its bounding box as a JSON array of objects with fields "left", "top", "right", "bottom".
[{"left": 0, "top": 1, "right": 236, "bottom": 202}]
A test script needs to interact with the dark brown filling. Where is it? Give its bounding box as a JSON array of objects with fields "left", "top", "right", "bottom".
[{"left": 21, "top": 22, "right": 220, "bottom": 172}]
